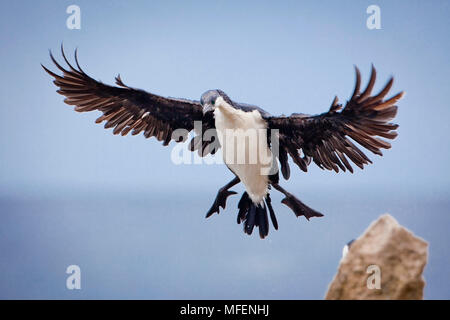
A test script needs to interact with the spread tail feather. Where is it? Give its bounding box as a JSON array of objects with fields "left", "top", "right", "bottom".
[
  {"left": 236, "top": 190, "right": 323, "bottom": 238},
  {"left": 237, "top": 192, "right": 278, "bottom": 239}
]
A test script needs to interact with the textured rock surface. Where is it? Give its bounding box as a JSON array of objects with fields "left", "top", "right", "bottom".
[{"left": 325, "top": 214, "right": 428, "bottom": 300}]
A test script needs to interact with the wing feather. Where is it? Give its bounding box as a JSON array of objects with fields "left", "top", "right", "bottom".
[
  {"left": 43, "top": 46, "right": 211, "bottom": 148},
  {"left": 268, "top": 65, "right": 403, "bottom": 176}
]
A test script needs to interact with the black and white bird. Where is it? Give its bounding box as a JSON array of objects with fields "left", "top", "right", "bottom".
[{"left": 43, "top": 47, "right": 403, "bottom": 239}]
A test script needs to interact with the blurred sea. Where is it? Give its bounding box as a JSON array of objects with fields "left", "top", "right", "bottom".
[{"left": 0, "top": 186, "right": 448, "bottom": 299}]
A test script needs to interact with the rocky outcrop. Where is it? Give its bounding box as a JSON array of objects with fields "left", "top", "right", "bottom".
[{"left": 325, "top": 214, "right": 428, "bottom": 300}]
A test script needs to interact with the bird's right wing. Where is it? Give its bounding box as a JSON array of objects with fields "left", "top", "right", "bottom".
[
  {"left": 267, "top": 66, "right": 403, "bottom": 178},
  {"left": 42, "top": 47, "right": 216, "bottom": 150}
]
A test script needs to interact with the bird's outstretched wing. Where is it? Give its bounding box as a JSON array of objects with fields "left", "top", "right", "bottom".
[
  {"left": 267, "top": 66, "right": 403, "bottom": 179},
  {"left": 42, "top": 47, "right": 210, "bottom": 147}
]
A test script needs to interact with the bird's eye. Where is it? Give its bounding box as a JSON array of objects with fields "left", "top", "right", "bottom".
[{"left": 211, "top": 99, "right": 215, "bottom": 105}]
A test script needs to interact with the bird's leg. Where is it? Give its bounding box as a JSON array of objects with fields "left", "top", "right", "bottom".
[
  {"left": 205, "top": 176, "right": 240, "bottom": 218},
  {"left": 271, "top": 183, "right": 324, "bottom": 220}
]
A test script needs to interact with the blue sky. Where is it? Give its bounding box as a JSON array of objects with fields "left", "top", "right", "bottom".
[{"left": 0, "top": 1, "right": 449, "bottom": 299}]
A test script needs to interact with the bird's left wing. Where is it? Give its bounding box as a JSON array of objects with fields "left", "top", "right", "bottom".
[
  {"left": 267, "top": 66, "right": 403, "bottom": 179},
  {"left": 42, "top": 47, "right": 208, "bottom": 147}
]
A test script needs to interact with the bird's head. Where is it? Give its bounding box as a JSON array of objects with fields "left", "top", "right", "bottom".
[{"left": 200, "top": 89, "right": 233, "bottom": 114}]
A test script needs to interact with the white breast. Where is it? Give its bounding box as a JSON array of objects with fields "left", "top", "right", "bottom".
[{"left": 213, "top": 97, "right": 273, "bottom": 204}]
